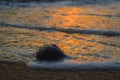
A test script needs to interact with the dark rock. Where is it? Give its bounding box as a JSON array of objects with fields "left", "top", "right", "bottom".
[{"left": 36, "top": 44, "right": 69, "bottom": 61}]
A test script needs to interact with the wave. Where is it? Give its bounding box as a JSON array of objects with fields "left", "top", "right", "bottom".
[
  {"left": 0, "top": 0, "right": 57, "bottom": 3},
  {"left": 28, "top": 60, "right": 120, "bottom": 70},
  {"left": 0, "top": 22, "right": 120, "bottom": 37},
  {"left": 0, "top": 0, "right": 119, "bottom": 4},
  {"left": 0, "top": 0, "right": 119, "bottom": 3},
  {"left": 0, "top": 0, "right": 119, "bottom": 7}
]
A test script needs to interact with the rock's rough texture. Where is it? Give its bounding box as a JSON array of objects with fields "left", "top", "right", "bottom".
[{"left": 36, "top": 44, "right": 68, "bottom": 61}]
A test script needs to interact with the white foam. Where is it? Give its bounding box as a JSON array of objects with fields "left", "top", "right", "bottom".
[{"left": 27, "top": 60, "right": 120, "bottom": 70}]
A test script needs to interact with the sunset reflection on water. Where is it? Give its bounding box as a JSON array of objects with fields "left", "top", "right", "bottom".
[
  {"left": 0, "top": 5, "right": 120, "bottom": 30},
  {"left": 0, "top": 2, "right": 120, "bottom": 63},
  {"left": 0, "top": 26, "right": 120, "bottom": 62}
]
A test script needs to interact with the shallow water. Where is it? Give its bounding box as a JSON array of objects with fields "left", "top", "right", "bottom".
[{"left": 0, "top": 0, "right": 120, "bottom": 68}]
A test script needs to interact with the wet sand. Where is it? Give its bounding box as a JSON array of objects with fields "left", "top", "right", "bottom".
[{"left": 0, "top": 61, "right": 120, "bottom": 80}]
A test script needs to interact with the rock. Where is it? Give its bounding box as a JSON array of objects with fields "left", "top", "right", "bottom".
[{"left": 36, "top": 44, "right": 68, "bottom": 61}]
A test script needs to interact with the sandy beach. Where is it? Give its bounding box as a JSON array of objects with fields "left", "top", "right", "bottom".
[{"left": 0, "top": 61, "right": 120, "bottom": 80}]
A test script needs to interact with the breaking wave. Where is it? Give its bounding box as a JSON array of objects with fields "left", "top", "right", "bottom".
[
  {"left": 0, "top": 0, "right": 119, "bottom": 3},
  {"left": 0, "top": 0, "right": 119, "bottom": 5},
  {"left": 0, "top": 22, "right": 120, "bottom": 37},
  {"left": 0, "top": 0, "right": 120, "bottom": 7}
]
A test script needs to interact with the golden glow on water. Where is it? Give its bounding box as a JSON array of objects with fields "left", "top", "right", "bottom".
[
  {"left": 0, "top": 26, "right": 120, "bottom": 62},
  {"left": 0, "top": 2, "right": 120, "bottom": 62},
  {"left": 0, "top": 4, "right": 120, "bottom": 30}
]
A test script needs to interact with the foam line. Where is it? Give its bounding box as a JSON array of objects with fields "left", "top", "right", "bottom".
[
  {"left": 27, "top": 60, "right": 120, "bottom": 70},
  {"left": 0, "top": 22, "right": 120, "bottom": 37}
]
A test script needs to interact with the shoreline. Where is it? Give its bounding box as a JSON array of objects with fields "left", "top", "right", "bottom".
[{"left": 0, "top": 61, "right": 120, "bottom": 80}]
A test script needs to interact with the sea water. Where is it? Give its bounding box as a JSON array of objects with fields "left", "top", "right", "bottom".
[{"left": 0, "top": 0, "right": 120, "bottom": 70}]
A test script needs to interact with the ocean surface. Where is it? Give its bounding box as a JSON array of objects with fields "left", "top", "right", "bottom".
[{"left": 0, "top": 0, "right": 120, "bottom": 70}]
